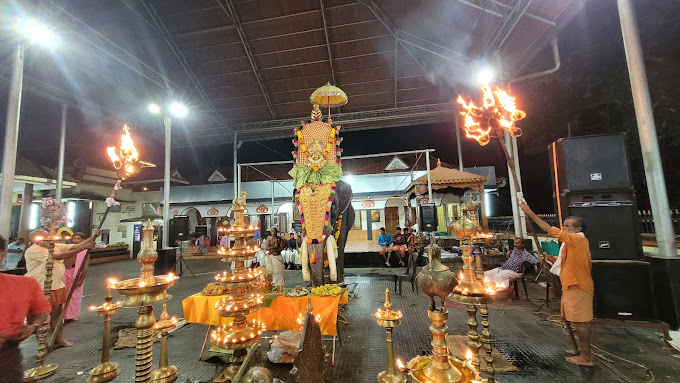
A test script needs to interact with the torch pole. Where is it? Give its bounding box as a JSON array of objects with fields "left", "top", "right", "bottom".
[
  {"left": 48, "top": 180, "right": 121, "bottom": 350},
  {"left": 497, "top": 135, "right": 541, "bottom": 251}
]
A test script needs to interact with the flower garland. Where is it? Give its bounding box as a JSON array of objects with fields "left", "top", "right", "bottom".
[
  {"left": 40, "top": 197, "right": 67, "bottom": 232},
  {"left": 334, "top": 214, "right": 343, "bottom": 241},
  {"left": 295, "top": 182, "right": 335, "bottom": 245}
]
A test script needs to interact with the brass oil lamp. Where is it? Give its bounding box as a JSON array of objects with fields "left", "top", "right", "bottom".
[
  {"left": 209, "top": 192, "right": 268, "bottom": 380},
  {"left": 151, "top": 304, "right": 178, "bottom": 383},
  {"left": 449, "top": 198, "right": 501, "bottom": 383},
  {"left": 407, "top": 244, "right": 479, "bottom": 383},
  {"left": 24, "top": 231, "right": 62, "bottom": 382},
  {"left": 86, "top": 282, "right": 121, "bottom": 383},
  {"left": 373, "top": 289, "right": 406, "bottom": 383},
  {"left": 111, "top": 205, "right": 178, "bottom": 382}
]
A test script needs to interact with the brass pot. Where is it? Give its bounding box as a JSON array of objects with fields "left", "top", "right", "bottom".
[
  {"left": 416, "top": 244, "right": 457, "bottom": 304},
  {"left": 453, "top": 215, "right": 478, "bottom": 243}
]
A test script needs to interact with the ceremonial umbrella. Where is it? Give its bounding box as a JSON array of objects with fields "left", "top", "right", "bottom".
[{"left": 310, "top": 82, "right": 348, "bottom": 119}]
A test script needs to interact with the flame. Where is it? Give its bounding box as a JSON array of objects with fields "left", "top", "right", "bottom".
[
  {"left": 107, "top": 125, "right": 152, "bottom": 179},
  {"left": 459, "top": 271, "right": 464, "bottom": 281},
  {"left": 396, "top": 358, "right": 406, "bottom": 371},
  {"left": 108, "top": 278, "right": 118, "bottom": 285},
  {"left": 466, "top": 349, "right": 473, "bottom": 361},
  {"left": 457, "top": 85, "right": 526, "bottom": 146}
]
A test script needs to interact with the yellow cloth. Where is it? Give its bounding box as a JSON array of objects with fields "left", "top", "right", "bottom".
[{"left": 182, "top": 290, "right": 348, "bottom": 336}]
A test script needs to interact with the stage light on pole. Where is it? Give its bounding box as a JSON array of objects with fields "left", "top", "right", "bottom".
[
  {"left": 169, "top": 102, "right": 188, "bottom": 119},
  {"left": 148, "top": 103, "right": 161, "bottom": 114},
  {"left": 477, "top": 68, "right": 495, "bottom": 85},
  {"left": 1, "top": 17, "right": 62, "bottom": 239},
  {"left": 345, "top": 173, "right": 354, "bottom": 183},
  {"left": 149, "top": 100, "right": 189, "bottom": 248},
  {"left": 13, "top": 18, "right": 61, "bottom": 48}
]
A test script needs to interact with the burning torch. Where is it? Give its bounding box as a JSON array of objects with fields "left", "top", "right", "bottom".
[{"left": 49, "top": 124, "right": 154, "bottom": 349}]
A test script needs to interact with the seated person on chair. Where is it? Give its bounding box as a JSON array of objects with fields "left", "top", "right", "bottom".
[
  {"left": 392, "top": 227, "right": 406, "bottom": 266},
  {"left": 484, "top": 237, "right": 538, "bottom": 285},
  {"left": 282, "top": 231, "right": 301, "bottom": 270},
  {"left": 378, "top": 227, "right": 394, "bottom": 267}
]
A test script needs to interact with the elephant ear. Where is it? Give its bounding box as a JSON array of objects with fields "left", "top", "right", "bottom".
[{"left": 333, "top": 180, "right": 354, "bottom": 215}]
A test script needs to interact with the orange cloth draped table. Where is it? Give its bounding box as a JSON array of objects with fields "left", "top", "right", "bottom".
[{"left": 182, "top": 290, "right": 348, "bottom": 336}]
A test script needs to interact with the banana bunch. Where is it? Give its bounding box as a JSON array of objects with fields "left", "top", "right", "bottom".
[
  {"left": 311, "top": 284, "right": 342, "bottom": 296},
  {"left": 202, "top": 282, "right": 228, "bottom": 296}
]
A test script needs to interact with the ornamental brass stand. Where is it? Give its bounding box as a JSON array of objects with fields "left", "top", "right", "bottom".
[
  {"left": 88, "top": 298, "right": 119, "bottom": 383},
  {"left": 113, "top": 218, "right": 177, "bottom": 383},
  {"left": 24, "top": 239, "right": 59, "bottom": 382},
  {"left": 374, "top": 289, "right": 406, "bottom": 383}
]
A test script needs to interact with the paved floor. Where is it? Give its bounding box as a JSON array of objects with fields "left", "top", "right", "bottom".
[{"left": 20, "top": 257, "right": 680, "bottom": 383}]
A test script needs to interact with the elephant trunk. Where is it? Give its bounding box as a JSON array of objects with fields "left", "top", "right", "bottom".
[{"left": 326, "top": 236, "right": 338, "bottom": 282}]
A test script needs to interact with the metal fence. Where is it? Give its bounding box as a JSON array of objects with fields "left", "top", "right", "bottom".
[
  {"left": 638, "top": 209, "right": 680, "bottom": 235},
  {"left": 487, "top": 214, "right": 558, "bottom": 234},
  {"left": 488, "top": 210, "right": 680, "bottom": 236}
]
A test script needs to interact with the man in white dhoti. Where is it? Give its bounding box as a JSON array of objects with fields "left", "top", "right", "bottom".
[{"left": 264, "top": 228, "right": 285, "bottom": 291}]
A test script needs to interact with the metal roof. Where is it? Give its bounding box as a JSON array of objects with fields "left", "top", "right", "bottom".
[{"left": 1, "top": 0, "right": 583, "bottom": 147}]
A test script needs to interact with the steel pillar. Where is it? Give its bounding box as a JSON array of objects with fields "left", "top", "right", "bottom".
[
  {"left": 55, "top": 103, "right": 67, "bottom": 202},
  {"left": 0, "top": 45, "right": 24, "bottom": 240},
  {"left": 162, "top": 117, "right": 171, "bottom": 248},
  {"left": 617, "top": 0, "right": 677, "bottom": 256}
]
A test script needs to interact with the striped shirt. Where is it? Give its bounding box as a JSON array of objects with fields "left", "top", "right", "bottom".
[{"left": 500, "top": 248, "right": 538, "bottom": 273}]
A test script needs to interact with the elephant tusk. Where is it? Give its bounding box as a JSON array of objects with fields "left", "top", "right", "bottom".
[
  {"left": 327, "top": 236, "right": 338, "bottom": 282},
  {"left": 301, "top": 240, "right": 310, "bottom": 282}
]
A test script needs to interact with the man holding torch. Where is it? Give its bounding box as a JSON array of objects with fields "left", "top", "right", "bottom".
[
  {"left": 24, "top": 229, "right": 100, "bottom": 347},
  {"left": 520, "top": 201, "right": 594, "bottom": 367}
]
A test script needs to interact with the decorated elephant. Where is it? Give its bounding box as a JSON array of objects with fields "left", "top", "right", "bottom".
[{"left": 290, "top": 104, "right": 353, "bottom": 286}]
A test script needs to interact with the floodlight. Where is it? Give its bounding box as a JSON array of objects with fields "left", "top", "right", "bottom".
[
  {"left": 169, "top": 102, "right": 188, "bottom": 118},
  {"left": 148, "top": 103, "right": 161, "bottom": 114},
  {"left": 477, "top": 68, "right": 495, "bottom": 85},
  {"left": 14, "top": 18, "right": 61, "bottom": 48},
  {"left": 345, "top": 174, "right": 354, "bottom": 183}
]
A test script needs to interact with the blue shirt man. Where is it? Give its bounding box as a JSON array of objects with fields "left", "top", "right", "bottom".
[{"left": 378, "top": 227, "right": 394, "bottom": 267}]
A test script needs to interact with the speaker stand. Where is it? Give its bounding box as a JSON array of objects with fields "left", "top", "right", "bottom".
[{"left": 175, "top": 247, "right": 195, "bottom": 277}]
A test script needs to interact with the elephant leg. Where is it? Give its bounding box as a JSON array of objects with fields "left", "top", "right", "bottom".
[
  {"left": 335, "top": 206, "right": 354, "bottom": 284},
  {"left": 309, "top": 243, "right": 325, "bottom": 287}
]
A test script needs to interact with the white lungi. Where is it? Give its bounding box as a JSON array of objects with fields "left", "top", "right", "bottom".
[
  {"left": 281, "top": 249, "right": 300, "bottom": 265},
  {"left": 266, "top": 254, "right": 285, "bottom": 286},
  {"left": 484, "top": 267, "right": 522, "bottom": 285}
]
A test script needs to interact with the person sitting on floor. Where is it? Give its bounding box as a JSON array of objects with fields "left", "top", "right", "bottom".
[
  {"left": 392, "top": 227, "right": 407, "bottom": 266},
  {"left": 484, "top": 237, "right": 538, "bottom": 286},
  {"left": 378, "top": 227, "right": 394, "bottom": 267}
]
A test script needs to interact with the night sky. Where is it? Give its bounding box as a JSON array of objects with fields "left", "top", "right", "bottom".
[{"left": 1, "top": 0, "right": 678, "bottom": 214}]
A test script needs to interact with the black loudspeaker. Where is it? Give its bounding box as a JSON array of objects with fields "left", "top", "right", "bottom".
[
  {"left": 169, "top": 216, "right": 189, "bottom": 244},
  {"left": 154, "top": 248, "right": 176, "bottom": 275},
  {"left": 419, "top": 203, "right": 437, "bottom": 232},
  {"left": 568, "top": 202, "right": 642, "bottom": 260},
  {"left": 550, "top": 134, "right": 632, "bottom": 193},
  {"left": 592, "top": 261, "right": 656, "bottom": 321},
  {"left": 645, "top": 255, "right": 680, "bottom": 330}
]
